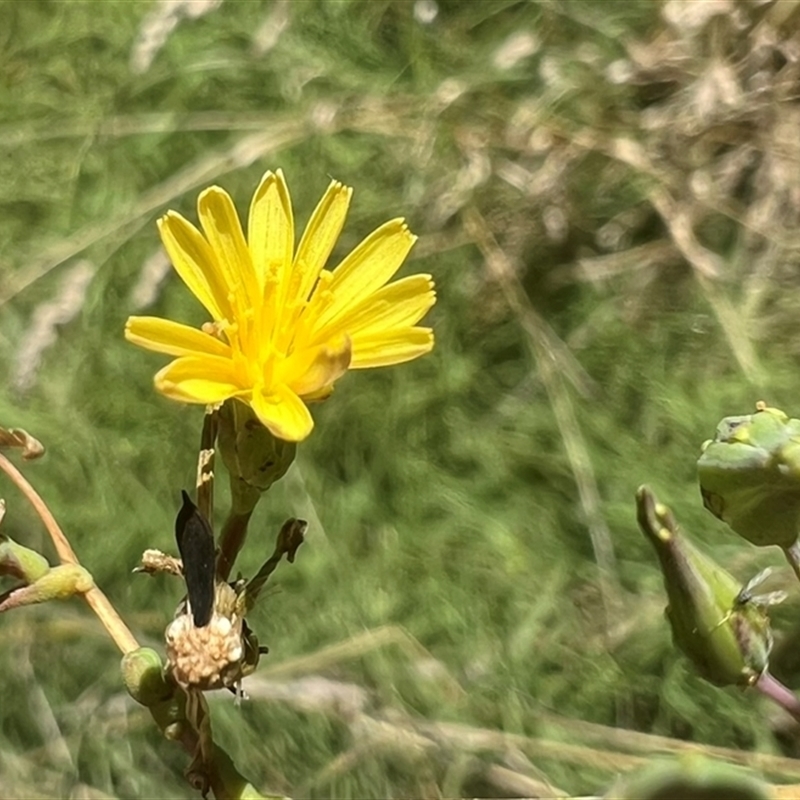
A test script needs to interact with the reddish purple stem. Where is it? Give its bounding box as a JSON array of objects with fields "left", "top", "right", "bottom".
[{"left": 755, "top": 670, "right": 800, "bottom": 724}]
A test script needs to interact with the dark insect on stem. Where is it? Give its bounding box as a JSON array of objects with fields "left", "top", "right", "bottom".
[{"left": 175, "top": 490, "right": 216, "bottom": 628}]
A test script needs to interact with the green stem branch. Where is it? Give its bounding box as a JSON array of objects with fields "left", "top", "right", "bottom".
[
  {"left": 216, "top": 508, "right": 255, "bottom": 581},
  {"left": 0, "top": 451, "right": 139, "bottom": 654}
]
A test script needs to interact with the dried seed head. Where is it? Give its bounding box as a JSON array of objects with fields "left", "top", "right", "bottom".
[{"left": 165, "top": 583, "right": 247, "bottom": 691}]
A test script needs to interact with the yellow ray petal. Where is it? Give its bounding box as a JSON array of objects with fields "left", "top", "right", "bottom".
[
  {"left": 158, "top": 212, "right": 232, "bottom": 322},
  {"left": 247, "top": 170, "right": 294, "bottom": 292},
  {"left": 319, "top": 219, "right": 416, "bottom": 326},
  {"left": 284, "top": 335, "right": 352, "bottom": 398},
  {"left": 312, "top": 275, "right": 435, "bottom": 344},
  {"left": 251, "top": 383, "right": 314, "bottom": 442},
  {"left": 293, "top": 180, "right": 352, "bottom": 303},
  {"left": 154, "top": 355, "right": 242, "bottom": 404},
  {"left": 349, "top": 327, "right": 434, "bottom": 368},
  {"left": 197, "top": 186, "right": 258, "bottom": 320},
  {"left": 125, "top": 316, "right": 231, "bottom": 358}
]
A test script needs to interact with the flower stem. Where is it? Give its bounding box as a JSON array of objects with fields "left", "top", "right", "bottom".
[
  {"left": 0, "top": 451, "right": 139, "bottom": 654},
  {"left": 783, "top": 541, "right": 800, "bottom": 584},
  {"left": 755, "top": 670, "right": 800, "bottom": 725},
  {"left": 196, "top": 407, "right": 219, "bottom": 522},
  {"left": 216, "top": 509, "right": 254, "bottom": 581}
]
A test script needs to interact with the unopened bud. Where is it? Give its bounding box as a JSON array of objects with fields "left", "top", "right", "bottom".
[
  {"left": 121, "top": 647, "right": 173, "bottom": 706},
  {"left": 607, "top": 754, "right": 773, "bottom": 800},
  {"left": 0, "top": 534, "right": 51, "bottom": 583},
  {"left": 0, "top": 563, "right": 94, "bottom": 612},
  {"left": 698, "top": 403, "right": 800, "bottom": 549},
  {"left": 636, "top": 486, "right": 774, "bottom": 687}
]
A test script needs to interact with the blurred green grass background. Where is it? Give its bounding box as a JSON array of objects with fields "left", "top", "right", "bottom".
[{"left": 5, "top": 0, "right": 800, "bottom": 797}]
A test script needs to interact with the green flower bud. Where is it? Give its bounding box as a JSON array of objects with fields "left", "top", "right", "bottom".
[
  {"left": 217, "top": 400, "right": 296, "bottom": 513},
  {"left": 0, "top": 564, "right": 94, "bottom": 612},
  {"left": 607, "top": 755, "right": 773, "bottom": 800},
  {"left": 0, "top": 534, "right": 51, "bottom": 583},
  {"left": 636, "top": 486, "right": 774, "bottom": 687},
  {"left": 121, "top": 647, "right": 173, "bottom": 707},
  {"left": 697, "top": 403, "right": 800, "bottom": 549}
]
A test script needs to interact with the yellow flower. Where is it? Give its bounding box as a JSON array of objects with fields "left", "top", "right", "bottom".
[{"left": 125, "top": 170, "right": 436, "bottom": 442}]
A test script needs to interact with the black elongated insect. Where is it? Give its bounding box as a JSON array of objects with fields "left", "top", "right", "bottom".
[{"left": 174, "top": 490, "right": 215, "bottom": 628}]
